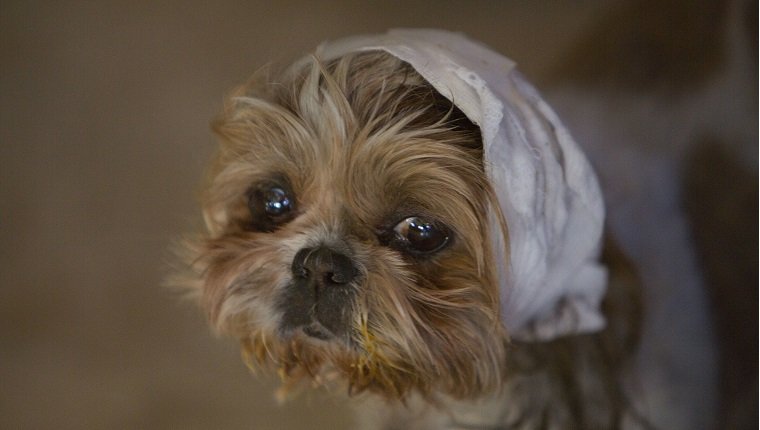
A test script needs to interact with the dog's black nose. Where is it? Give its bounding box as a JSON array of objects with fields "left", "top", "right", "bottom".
[{"left": 291, "top": 246, "right": 358, "bottom": 287}]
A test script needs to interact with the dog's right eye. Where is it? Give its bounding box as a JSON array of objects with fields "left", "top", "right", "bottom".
[
  {"left": 245, "top": 181, "right": 296, "bottom": 232},
  {"left": 261, "top": 187, "right": 292, "bottom": 217}
]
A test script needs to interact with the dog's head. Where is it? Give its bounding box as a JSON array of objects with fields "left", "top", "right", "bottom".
[{"left": 183, "top": 51, "right": 508, "bottom": 400}]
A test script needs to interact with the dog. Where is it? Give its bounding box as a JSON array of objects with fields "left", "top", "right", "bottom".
[{"left": 176, "top": 30, "right": 649, "bottom": 429}]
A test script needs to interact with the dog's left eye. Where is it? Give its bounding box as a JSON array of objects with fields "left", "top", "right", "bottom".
[
  {"left": 391, "top": 216, "right": 450, "bottom": 255},
  {"left": 246, "top": 181, "right": 296, "bottom": 232},
  {"left": 262, "top": 187, "right": 292, "bottom": 217}
]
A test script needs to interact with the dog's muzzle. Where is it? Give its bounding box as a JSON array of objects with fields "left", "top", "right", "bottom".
[{"left": 278, "top": 246, "right": 359, "bottom": 341}]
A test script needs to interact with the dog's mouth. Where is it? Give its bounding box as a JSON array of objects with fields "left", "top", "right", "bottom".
[
  {"left": 300, "top": 321, "right": 334, "bottom": 341},
  {"left": 278, "top": 296, "right": 355, "bottom": 345},
  {"left": 278, "top": 292, "right": 352, "bottom": 343},
  {"left": 279, "top": 317, "right": 348, "bottom": 345}
]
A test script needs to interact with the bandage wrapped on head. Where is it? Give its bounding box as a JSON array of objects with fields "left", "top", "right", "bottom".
[{"left": 314, "top": 29, "right": 607, "bottom": 341}]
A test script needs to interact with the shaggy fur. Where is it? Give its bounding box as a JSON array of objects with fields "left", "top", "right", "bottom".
[{"left": 177, "top": 52, "right": 641, "bottom": 429}]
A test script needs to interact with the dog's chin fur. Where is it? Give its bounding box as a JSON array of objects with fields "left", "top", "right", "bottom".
[{"left": 177, "top": 51, "right": 641, "bottom": 428}]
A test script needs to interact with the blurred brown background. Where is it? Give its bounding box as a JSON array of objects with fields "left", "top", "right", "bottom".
[{"left": 1, "top": 1, "right": 755, "bottom": 429}]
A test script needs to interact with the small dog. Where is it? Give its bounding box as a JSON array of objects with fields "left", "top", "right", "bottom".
[{"left": 178, "top": 30, "right": 644, "bottom": 429}]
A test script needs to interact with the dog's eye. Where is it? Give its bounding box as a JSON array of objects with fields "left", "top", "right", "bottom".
[
  {"left": 246, "top": 181, "right": 296, "bottom": 232},
  {"left": 262, "top": 187, "right": 292, "bottom": 217},
  {"left": 392, "top": 216, "right": 450, "bottom": 254}
]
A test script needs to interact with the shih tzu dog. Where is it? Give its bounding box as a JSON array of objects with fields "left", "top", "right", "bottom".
[{"left": 177, "top": 30, "right": 647, "bottom": 429}]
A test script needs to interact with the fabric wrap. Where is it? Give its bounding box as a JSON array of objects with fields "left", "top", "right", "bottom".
[{"left": 307, "top": 29, "right": 607, "bottom": 341}]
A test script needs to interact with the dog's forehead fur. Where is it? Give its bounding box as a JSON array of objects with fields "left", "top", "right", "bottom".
[
  {"left": 256, "top": 129, "right": 483, "bottom": 236},
  {"left": 208, "top": 52, "right": 490, "bottom": 252}
]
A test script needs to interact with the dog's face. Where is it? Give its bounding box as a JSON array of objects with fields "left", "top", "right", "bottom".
[{"left": 186, "top": 52, "right": 508, "bottom": 400}]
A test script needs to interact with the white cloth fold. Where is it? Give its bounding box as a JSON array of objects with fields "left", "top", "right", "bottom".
[{"left": 310, "top": 29, "right": 607, "bottom": 341}]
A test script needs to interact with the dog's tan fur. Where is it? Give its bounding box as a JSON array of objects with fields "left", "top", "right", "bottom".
[{"left": 178, "top": 52, "right": 641, "bottom": 428}]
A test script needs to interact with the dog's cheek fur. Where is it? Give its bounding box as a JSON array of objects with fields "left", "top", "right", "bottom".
[
  {"left": 196, "top": 233, "right": 289, "bottom": 334},
  {"left": 342, "top": 245, "right": 507, "bottom": 400}
]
